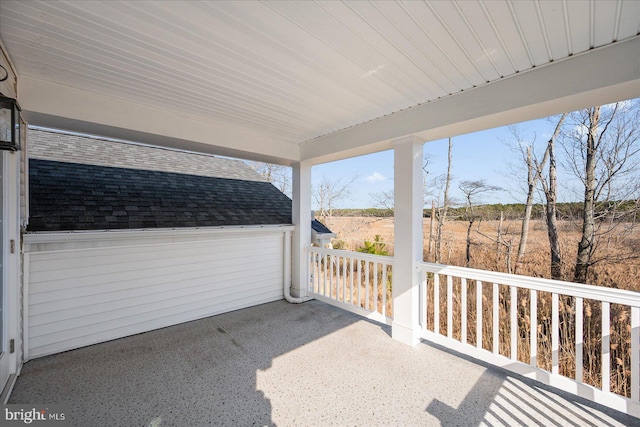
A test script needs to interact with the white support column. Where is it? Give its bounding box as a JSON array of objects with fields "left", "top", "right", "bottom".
[
  {"left": 291, "top": 161, "right": 312, "bottom": 298},
  {"left": 392, "top": 135, "right": 423, "bottom": 346}
]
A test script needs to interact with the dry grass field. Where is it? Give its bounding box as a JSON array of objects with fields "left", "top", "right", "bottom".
[
  {"left": 321, "top": 215, "right": 640, "bottom": 397},
  {"left": 326, "top": 216, "right": 639, "bottom": 292}
]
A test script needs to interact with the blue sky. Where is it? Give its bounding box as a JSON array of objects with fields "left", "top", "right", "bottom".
[{"left": 311, "top": 114, "right": 579, "bottom": 209}]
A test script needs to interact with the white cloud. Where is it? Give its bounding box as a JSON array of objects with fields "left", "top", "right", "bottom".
[{"left": 365, "top": 172, "right": 386, "bottom": 182}]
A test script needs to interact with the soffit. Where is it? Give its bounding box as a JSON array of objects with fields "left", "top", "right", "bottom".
[{"left": 1, "top": 0, "right": 638, "bottom": 156}]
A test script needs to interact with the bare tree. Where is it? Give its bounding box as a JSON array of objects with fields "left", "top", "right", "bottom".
[
  {"left": 476, "top": 210, "right": 515, "bottom": 274},
  {"left": 369, "top": 153, "right": 435, "bottom": 211},
  {"left": 561, "top": 101, "right": 640, "bottom": 283},
  {"left": 535, "top": 113, "right": 567, "bottom": 280},
  {"left": 459, "top": 179, "right": 500, "bottom": 267},
  {"left": 245, "top": 161, "right": 292, "bottom": 197},
  {"left": 369, "top": 188, "right": 394, "bottom": 211},
  {"left": 314, "top": 175, "right": 358, "bottom": 227},
  {"left": 505, "top": 126, "right": 543, "bottom": 273},
  {"left": 434, "top": 138, "right": 453, "bottom": 263}
]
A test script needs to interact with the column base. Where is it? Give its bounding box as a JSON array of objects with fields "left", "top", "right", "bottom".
[
  {"left": 392, "top": 321, "right": 420, "bottom": 346},
  {"left": 289, "top": 287, "right": 306, "bottom": 298}
]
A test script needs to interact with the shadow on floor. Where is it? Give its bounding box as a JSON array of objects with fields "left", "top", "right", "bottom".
[{"left": 423, "top": 340, "right": 638, "bottom": 426}]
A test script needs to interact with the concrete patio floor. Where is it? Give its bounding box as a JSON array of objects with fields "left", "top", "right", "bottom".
[{"left": 10, "top": 300, "right": 638, "bottom": 426}]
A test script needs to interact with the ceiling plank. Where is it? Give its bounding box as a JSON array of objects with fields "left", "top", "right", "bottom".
[{"left": 300, "top": 37, "right": 640, "bottom": 164}]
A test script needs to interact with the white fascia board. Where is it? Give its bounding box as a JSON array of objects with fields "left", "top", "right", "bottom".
[
  {"left": 17, "top": 77, "right": 300, "bottom": 165},
  {"left": 301, "top": 36, "right": 640, "bottom": 164}
]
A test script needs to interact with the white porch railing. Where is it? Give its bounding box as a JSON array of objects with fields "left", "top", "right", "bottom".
[
  {"left": 418, "top": 262, "right": 640, "bottom": 417},
  {"left": 306, "top": 246, "right": 393, "bottom": 325}
]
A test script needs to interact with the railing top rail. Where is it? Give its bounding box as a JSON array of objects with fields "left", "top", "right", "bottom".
[
  {"left": 306, "top": 246, "right": 394, "bottom": 265},
  {"left": 418, "top": 261, "right": 640, "bottom": 307}
]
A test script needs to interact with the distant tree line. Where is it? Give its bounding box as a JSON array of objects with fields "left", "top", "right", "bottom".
[{"left": 327, "top": 200, "right": 638, "bottom": 222}]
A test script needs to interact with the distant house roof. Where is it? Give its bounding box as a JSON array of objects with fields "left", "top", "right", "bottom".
[
  {"left": 27, "top": 129, "right": 292, "bottom": 232},
  {"left": 28, "top": 160, "right": 292, "bottom": 232},
  {"left": 311, "top": 219, "right": 333, "bottom": 235}
]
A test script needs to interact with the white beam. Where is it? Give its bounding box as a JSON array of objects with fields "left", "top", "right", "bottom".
[
  {"left": 392, "top": 136, "right": 423, "bottom": 346},
  {"left": 301, "top": 36, "right": 640, "bottom": 164},
  {"left": 17, "top": 77, "right": 300, "bottom": 165},
  {"left": 291, "top": 161, "right": 312, "bottom": 297}
]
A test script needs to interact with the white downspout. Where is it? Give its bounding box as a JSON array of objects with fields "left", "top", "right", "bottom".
[{"left": 284, "top": 230, "right": 312, "bottom": 304}]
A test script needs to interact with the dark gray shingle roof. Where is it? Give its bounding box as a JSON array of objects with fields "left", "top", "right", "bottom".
[
  {"left": 311, "top": 219, "right": 333, "bottom": 235},
  {"left": 28, "top": 128, "right": 266, "bottom": 182},
  {"left": 28, "top": 159, "right": 292, "bottom": 232}
]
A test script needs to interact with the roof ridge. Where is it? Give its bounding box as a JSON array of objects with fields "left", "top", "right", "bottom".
[
  {"left": 28, "top": 128, "right": 268, "bottom": 182},
  {"left": 30, "top": 127, "right": 224, "bottom": 159}
]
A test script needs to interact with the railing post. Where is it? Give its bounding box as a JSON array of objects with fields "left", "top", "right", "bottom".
[{"left": 391, "top": 136, "right": 423, "bottom": 346}]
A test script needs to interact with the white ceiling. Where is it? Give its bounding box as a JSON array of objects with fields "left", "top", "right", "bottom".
[{"left": 0, "top": 0, "right": 639, "bottom": 163}]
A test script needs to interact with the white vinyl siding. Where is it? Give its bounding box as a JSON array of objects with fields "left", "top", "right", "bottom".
[{"left": 23, "top": 226, "right": 291, "bottom": 359}]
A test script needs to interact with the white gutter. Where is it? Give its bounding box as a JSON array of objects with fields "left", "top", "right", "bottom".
[{"left": 283, "top": 230, "right": 313, "bottom": 304}]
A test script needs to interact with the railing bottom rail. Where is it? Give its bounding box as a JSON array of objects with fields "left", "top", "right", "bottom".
[{"left": 309, "top": 292, "right": 392, "bottom": 326}]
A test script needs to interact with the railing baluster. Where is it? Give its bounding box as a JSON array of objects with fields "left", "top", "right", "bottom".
[
  {"left": 602, "top": 301, "right": 610, "bottom": 393},
  {"left": 575, "top": 297, "right": 583, "bottom": 383},
  {"left": 338, "top": 256, "right": 341, "bottom": 300},
  {"left": 530, "top": 289, "right": 537, "bottom": 367},
  {"left": 339, "top": 256, "right": 343, "bottom": 302},
  {"left": 316, "top": 253, "right": 320, "bottom": 294},
  {"left": 323, "top": 254, "right": 328, "bottom": 297},
  {"left": 335, "top": 256, "right": 339, "bottom": 301},
  {"left": 374, "top": 262, "right": 379, "bottom": 314},
  {"left": 337, "top": 256, "right": 342, "bottom": 300},
  {"left": 447, "top": 275, "right": 453, "bottom": 339},
  {"left": 632, "top": 306, "right": 639, "bottom": 402},
  {"left": 365, "top": 261, "right": 370, "bottom": 311},
  {"left": 493, "top": 283, "right": 499, "bottom": 355},
  {"left": 330, "top": 254, "right": 335, "bottom": 299},
  {"left": 335, "top": 256, "right": 340, "bottom": 301},
  {"left": 342, "top": 256, "right": 347, "bottom": 302},
  {"left": 308, "top": 251, "right": 316, "bottom": 292},
  {"left": 349, "top": 257, "right": 354, "bottom": 306},
  {"left": 434, "top": 274, "right": 440, "bottom": 335},
  {"left": 345, "top": 257, "right": 349, "bottom": 303},
  {"left": 307, "top": 249, "right": 311, "bottom": 292},
  {"left": 421, "top": 272, "right": 427, "bottom": 329},
  {"left": 382, "top": 262, "right": 388, "bottom": 317},
  {"left": 357, "top": 260, "right": 362, "bottom": 308},
  {"left": 510, "top": 285, "right": 517, "bottom": 360},
  {"left": 476, "top": 280, "right": 482, "bottom": 349},
  {"left": 461, "top": 278, "right": 467, "bottom": 344},
  {"left": 552, "top": 293, "right": 559, "bottom": 375}
]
